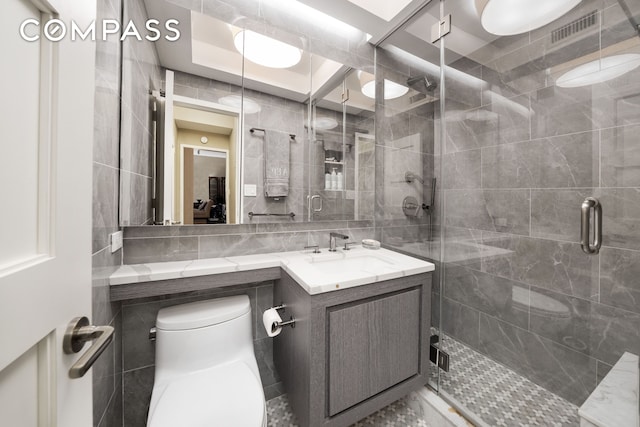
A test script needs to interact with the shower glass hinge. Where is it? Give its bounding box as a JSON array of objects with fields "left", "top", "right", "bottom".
[
  {"left": 341, "top": 89, "right": 350, "bottom": 103},
  {"left": 431, "top": 14, "right": 451, "bottom": 43},
  {"left": 429, "top": 335, "right": 450, "bottom": 372}
]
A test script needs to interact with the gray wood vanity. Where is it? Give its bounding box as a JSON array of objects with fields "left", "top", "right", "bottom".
[{"left": 274, "top": 270, "right": 432, "bottom": 427}]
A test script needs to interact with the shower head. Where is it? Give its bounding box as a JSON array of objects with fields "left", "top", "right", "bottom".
[{"left": 406, "top": 75, "right": 438, "bottom": 92}]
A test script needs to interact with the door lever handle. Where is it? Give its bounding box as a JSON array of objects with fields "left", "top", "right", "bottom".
[{"left": 63, "top": 316, "right": 114, "bottom": 379}]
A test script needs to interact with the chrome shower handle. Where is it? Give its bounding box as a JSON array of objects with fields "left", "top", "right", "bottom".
[{"left": 581, "top": 197, "right": 602, "bottom": 255}]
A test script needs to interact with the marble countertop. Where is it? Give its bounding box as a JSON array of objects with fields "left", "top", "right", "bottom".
[
  {"left": 110, "top": 245, "right": 435, "bottom": 295},
  {"left": 578, "top": 352, "right": 639, "bottom": 427}
]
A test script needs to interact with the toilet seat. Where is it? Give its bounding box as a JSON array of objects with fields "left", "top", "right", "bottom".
[{"left": 148, "top": 361, "right": 265, "bottom": 427}]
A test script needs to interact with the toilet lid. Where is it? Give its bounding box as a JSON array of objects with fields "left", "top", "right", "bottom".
[{"left": 148, "top": 362, "right": 265, "bottom": 427}]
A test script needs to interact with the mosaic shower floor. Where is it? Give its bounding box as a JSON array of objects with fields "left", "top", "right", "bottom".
[
  {"left": 265, "top": 394, "right": 429, "bottom": 427},
  {"left": 432, "top": 336, "right": 580, "bottom": 427}
]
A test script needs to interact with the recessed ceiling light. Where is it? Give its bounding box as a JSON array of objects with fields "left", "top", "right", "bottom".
[
  {"left": 475, "top": 0, "right": 581, "bottom": 36},
  {"left": 315, "top": 117, "right": 338, "bottom": 130},
  {"left": 556, "top": 54, "right": 640, "bottom": 88},
  {"left": 358, "top": 71, "right": 408, "bottom": 100},
  {"left": 218, "top": 95, "right": 262, "bottom": 114},
  {"left": 233, "top": 29, "right": 302, "bottom": 69}
]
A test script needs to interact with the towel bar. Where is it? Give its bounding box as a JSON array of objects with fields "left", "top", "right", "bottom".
[
  {"left": 248, "top": 212, "right": 295, "bottom": 218},
  {"left": 249, "top": 127, "right": 296, "bottom": 140}
]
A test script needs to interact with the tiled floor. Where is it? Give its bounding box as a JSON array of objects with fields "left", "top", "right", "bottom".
[
  {"left": 266, "top": 394, "right": 429, "bottom": 427},
  {"left": 432, "top": 335, "right": 580, "bottom": 427},
  {"left": 266, "top": 335, "right": 580, "bottom": 427}
]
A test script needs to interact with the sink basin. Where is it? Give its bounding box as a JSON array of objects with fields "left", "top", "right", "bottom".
[{"left": 282, "top": 246, "right": 435, "bottom": 295}]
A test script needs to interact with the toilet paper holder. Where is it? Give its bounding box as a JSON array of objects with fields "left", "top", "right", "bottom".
[{"left": 272, "top": 304, "right": 296, "bottom": 329}]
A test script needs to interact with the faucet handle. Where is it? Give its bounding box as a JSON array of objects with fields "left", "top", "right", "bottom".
[
  {"left": 304, "top": 245, "right": 321, "bottom": 254},
  {"left": 343, "top": 242, "right": 357, "bottom": 250}
]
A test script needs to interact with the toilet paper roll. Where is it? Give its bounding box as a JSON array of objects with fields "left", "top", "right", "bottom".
[{"left": 262, "top": 308, "right": 283, "bottom": 337}]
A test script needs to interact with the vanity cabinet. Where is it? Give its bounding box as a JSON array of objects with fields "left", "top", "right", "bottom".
[{"left": 274, "top": 271, "right": 431, "bottom": 427}]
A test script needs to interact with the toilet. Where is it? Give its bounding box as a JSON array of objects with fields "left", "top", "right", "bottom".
[{"left": 147, "top": 295, "right": 267, "bottom": 427}]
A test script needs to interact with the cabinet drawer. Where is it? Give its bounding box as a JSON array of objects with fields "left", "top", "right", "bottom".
[{"left": 327, "top": 288, "right": 421, "bottom": 416}]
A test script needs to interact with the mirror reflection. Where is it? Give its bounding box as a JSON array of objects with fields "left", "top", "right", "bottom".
[{"left": 121, "top": 2, "right": 375, "bottom": 226}]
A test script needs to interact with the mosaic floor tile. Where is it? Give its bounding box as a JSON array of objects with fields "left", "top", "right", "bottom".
[
  {"left": 266, "top": 335, "right": 580, "bottom": 426},
  {"left": 431, "top": 335, "right": 580, "bottom": 427},
  {"left": 266, "top": 394, "right": 428, "bottom": 427}
]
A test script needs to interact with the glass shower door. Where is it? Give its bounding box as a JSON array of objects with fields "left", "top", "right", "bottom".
[{"left": 435, "top": 0, "right": 640, "bottom": 424}]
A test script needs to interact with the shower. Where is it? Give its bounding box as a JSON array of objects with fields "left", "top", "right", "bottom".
[{"left": 406, "top": 75, "right": 438, "bottom": 93}]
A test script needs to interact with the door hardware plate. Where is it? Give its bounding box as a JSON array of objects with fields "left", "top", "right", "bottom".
[{"left": 431, "top": 14, "right": 452, "bottom": 43}]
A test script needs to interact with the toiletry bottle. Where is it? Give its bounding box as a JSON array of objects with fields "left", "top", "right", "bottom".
[
  {"left": 331, "top": 168, "right": 337, "bottom": 190},
  {"left": 325, "top": 172, "right": 331, "bottom": 190},
  {"left": 337, "top": 171, "right": 343, "bottom": 190}
]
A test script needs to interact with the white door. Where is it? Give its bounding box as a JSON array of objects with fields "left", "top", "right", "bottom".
[{"left": 0, "top": 0, "right": 97, "bottom": 426}]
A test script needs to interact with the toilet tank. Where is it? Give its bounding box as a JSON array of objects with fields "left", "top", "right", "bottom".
[{"left": 154, "top": 295, "right": 255, "bottom": 378}]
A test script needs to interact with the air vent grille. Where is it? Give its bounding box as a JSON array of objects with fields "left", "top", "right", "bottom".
[{"left": 551, "top": 10, "right": 598, "bottom": 44}]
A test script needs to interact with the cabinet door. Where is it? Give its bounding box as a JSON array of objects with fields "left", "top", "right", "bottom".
[{"left": 328, "top": 288, "right": 421, "bottom": 416}]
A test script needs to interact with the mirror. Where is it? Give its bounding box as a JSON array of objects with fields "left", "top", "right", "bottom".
[{"left": 120, "top": 0, "right": 375, "bottom": 226}]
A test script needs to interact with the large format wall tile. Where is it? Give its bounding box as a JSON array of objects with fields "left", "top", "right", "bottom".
[
  {"left": 478, "top": 314, "right": 596, "bottom": 405},
  {"left": 597, "top": 188, "right": 640, "bottom": 250},
  {"left": 479, "top": 233, "right": 599, "bottom": 301},
  {"left": 529, "top": 288, "right": 640, "bottom": 366},
  {"left": 441, "top": 297, "right": 480, "bottom": 349},
  {"left": 530, "top": 189, "right": 593, "bottom": 242},
  {"left": 445, "top": 189, "right": 530, "bottom": 235},
  {"left": 444, "top": 264, "right": 529, "bottom": 329},
  {"left": 600, "top": 247, "right": 640, "bottom": 314},
  {"left": 600, "top": 124, "right": 640, "bottom": 187},
  {"left": 481, "top": 131, "right": 598, "bottom": 189}
]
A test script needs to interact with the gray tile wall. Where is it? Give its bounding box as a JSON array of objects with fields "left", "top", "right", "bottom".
[
  {"left": 122, "top": 220, "right": 375, "bottom": 263},
  {"left": 92, "top": 0, "right": 124, "bottom": 425},
  {"left": 119, "top": 0, "right": 162, "bottom": 226},
  {"left": 421, "top": 0, "right": 640, "bottom": 406},
  {"left": 93, "top": 0, "right": 162, "bottom": 424}
]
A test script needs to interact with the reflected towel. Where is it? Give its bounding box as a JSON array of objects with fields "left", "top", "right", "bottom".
[{"left": 264, "top": 131, "right": 290, "bottom": 197}]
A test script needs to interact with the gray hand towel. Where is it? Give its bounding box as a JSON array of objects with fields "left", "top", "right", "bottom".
[{"left": 264, "top": 131, "right": 290, "bottom": 197}]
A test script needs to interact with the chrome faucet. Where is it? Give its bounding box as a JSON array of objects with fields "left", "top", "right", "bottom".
[{"left": 329, "top": 232, "right": 349, "bottom": 252}]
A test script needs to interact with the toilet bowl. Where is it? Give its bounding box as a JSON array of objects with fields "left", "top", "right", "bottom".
[{"left": 147, "top": 295, "right": 267, "bottom": 427}]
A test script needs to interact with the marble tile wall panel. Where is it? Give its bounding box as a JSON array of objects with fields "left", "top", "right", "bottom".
[
  {"left": 441, "top": 297, "right": 481, "bottom": 349},
  {"left": 444, "top": 189, "right": 530, "bottom": 235},
  {"left": 528, "top": 288, "right": 640, "bottom": 367},
  {"left": 482, "top": 131, "right": 598, "bottom": 189},
  {"left": 479, "top": 232, "right": 599, "bottom": 301},
  {"left": 600, "top": 247, "right": 640, "bottom": 314},
  {"left": 444, "top": 264, "right": 529, "bottom": 329},
  {"left": 601, "top": 124, "right": 640, "bottom": 188},
  {"left": 478, "top": 314, "right": 597, "bottom": 405}
]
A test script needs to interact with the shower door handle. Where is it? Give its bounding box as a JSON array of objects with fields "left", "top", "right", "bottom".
[
  {"left": 311, "top": 195, "right": 322, "bottom": 212},
  {"left": 581, "top": 197, "right": 602, "bottom": 255}
]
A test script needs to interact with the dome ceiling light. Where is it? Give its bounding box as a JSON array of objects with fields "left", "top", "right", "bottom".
[
  {"left": 358, "top": 71, "right": 408, "bottom": 100},
  {"left": 475, "top": 0, "right": 582, "bottom": 36},
  {"left": 315, "top": 117, "right": 338, "bottom": 130},
  {"left": 556, "top": 54, "right": 640, "bottom": 88},
  {"left": 233, "top": 29, "right": 302, "bottom": 69},
  {"left": 218, "top": 95, "right": 262, "bottom": 114}
]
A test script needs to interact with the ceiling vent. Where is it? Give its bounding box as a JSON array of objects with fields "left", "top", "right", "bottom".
[{"left": 551, "top": 10, "right": 598, "bottom": 44}]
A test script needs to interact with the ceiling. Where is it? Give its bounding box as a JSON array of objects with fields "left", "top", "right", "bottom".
[{"left": 144, "top": 0, "right": 640, "bottom": 117}]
